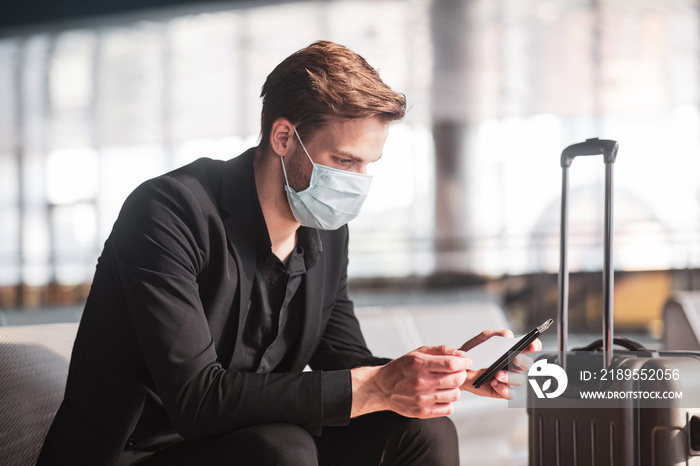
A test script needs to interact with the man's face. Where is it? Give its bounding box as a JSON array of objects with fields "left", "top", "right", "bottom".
[{"left": 285, "top": 115, "right": 390, "bottom": 192}]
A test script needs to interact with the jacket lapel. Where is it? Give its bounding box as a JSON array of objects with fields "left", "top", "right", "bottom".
[
  {"left": 285, "top": 237, "right": 325, "bottom": 370},
  {"left": 219, "top": 148, "right": 269, "bottom": 366}
]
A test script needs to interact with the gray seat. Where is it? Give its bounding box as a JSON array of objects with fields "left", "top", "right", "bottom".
[
  {"left": 0, "top": 323, "right": 78, "bottom": 466},
  {"left": 663, "top": 292, "right": 700, "bottom": 351}
]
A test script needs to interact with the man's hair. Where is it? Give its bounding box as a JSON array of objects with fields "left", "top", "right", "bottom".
[{"left": 259, "top": 40, "right": 407, "bottom": 150}]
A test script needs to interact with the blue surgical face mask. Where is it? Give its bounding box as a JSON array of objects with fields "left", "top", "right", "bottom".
[{"left": 280, "top": 126, "right": 373, "bottom": 230}]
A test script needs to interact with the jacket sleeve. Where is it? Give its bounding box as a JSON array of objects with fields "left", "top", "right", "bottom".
[{"left": 107, "top": 176, "right": 345, "bottom": 439}]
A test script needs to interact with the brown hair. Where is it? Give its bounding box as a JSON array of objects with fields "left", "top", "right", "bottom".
[{"left": 259, "top": 40, "right": 407, "bottom": 150}]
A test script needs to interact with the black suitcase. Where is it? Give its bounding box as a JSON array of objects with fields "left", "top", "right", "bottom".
[{"left": 526, "top": 139, "right": 700, "bottom": 465}]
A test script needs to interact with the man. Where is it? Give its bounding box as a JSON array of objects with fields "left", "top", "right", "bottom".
[{"left": 39, "top": 41, "right": 539, "bottom": 465}]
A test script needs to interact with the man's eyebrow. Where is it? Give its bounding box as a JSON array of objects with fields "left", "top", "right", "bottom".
[
  {"left": 331, "top": 149, "right": 363, "bottom": 161},
  {"left": 332, "top": 149, "right": 383, "bottom": 162}
]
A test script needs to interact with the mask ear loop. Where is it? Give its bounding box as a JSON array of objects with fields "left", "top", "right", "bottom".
[
  {"left": 280, "top": 124, "right": 314, "bottom": 188},
  {"left": 279, "top": 155, "right": 291, "bottom": 187},
  {"left": 279, "top": 124, "right": 303, "bottom": 187},
  {"left": 291, "top": 124, "right": 315, "bottom": 165}
]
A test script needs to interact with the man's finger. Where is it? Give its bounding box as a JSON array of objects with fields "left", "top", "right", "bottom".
[
  {"left": 429, "top": 371, "right": 468, "bottom": 389},
  {"left": 424, "top": 387, "right": 462, "bottom": 404},
  {"left": 417, "top": 345, "right": 461, "bottom": 356},
  {"left": 407, "top": 346, "right": 472, "bottom": 373},
  {"left": 422, "top": 402, "right": 457, "bottom": 418},
  {"left": 513, "top": 354, "right": 534, "bottom": 371},
  {"left": 474, "top": 329, "right": 515, "bottom": 339},
  {"left": 420, "top": 353, "right": 472, "bottom": 373},
  {"left": 494, "top": 370, "right": 526, "bottom": 387},
  {"left": 524, "top": 338, "right": 543, "bottom": 354},
  {"left": 459, "top": 329, "right": 514, "bottom": 352},
  {"left": 490, "top": 379, "right": 514, "bottom": 400}
]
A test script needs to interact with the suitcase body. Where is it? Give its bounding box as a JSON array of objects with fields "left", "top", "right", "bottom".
[
  {"left": 528, "top": 351, "right": 700, "bottom": 465},
  {"left": 527, "top": 139, "right": 700, "bottom": 465}
]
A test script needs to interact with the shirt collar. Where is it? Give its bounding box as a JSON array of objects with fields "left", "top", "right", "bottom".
[
  {"left": 297, "top": 227, "right": 321, "bottom": 271},
  {"left": 257, "top": 227, "right": 321, "bottom": 273}
]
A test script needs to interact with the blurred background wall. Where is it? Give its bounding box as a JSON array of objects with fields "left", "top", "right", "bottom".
[{"left": 1, "top": 0, "right": 699, "bottom": 335}]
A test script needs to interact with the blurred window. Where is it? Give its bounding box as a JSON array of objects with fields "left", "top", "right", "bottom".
[{"left": 1, "top": 0, "right": 700, "bottom": 298}]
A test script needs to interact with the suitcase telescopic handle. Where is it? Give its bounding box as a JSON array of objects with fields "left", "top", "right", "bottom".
[
  {"left": 560, "top": 138, "right": 619, "bottom": 167},
  {"left": 558, "top": 138, "right": 619, "bottom": 369}
]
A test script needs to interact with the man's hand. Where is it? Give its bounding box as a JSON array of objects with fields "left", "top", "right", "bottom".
[
  {"left": 351, "top": 346, "right": 472, "bottom": 419},
  {"left": 459, "top": 329, "right": 542, "bottom": 400}
]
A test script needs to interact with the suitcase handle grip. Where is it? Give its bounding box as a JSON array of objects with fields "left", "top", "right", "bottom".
[
  {"left": 575, "top": 337, "right": 647, "bottom": 352},
  {"left": 561, "top": 138, "right": 619, "bottom": 167}
]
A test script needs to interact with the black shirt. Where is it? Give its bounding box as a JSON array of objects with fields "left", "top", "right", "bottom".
[{"left": 237, "top": 228, "right": 320, "bottom": 373}]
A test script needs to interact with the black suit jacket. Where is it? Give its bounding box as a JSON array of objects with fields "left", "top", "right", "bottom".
[{"left": 38, "top": 148, "right": 384, "bottom": 465}]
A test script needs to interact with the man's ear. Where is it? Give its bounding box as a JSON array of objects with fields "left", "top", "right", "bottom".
[{"left": 269, "top": 118, "right": 295, "bottom": 157}]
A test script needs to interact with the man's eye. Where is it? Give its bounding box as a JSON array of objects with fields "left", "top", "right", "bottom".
[{"left": 335, "top": 158, "right": 352, "bottom": 165}]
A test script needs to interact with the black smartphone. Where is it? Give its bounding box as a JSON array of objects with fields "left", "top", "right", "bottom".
[{"left": 472, "top": 318, "right": 553, "bottom": 389}]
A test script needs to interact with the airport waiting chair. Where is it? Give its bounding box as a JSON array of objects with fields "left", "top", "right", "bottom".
[
  {"left": 0, "top": 297, "right": 523, "bottom": 466},
  {"left": 0, "top": 323, "right": 78, "bottom": 466},
  {"left": 663, "top": 291, "right": 700, "bottom": 351}
]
